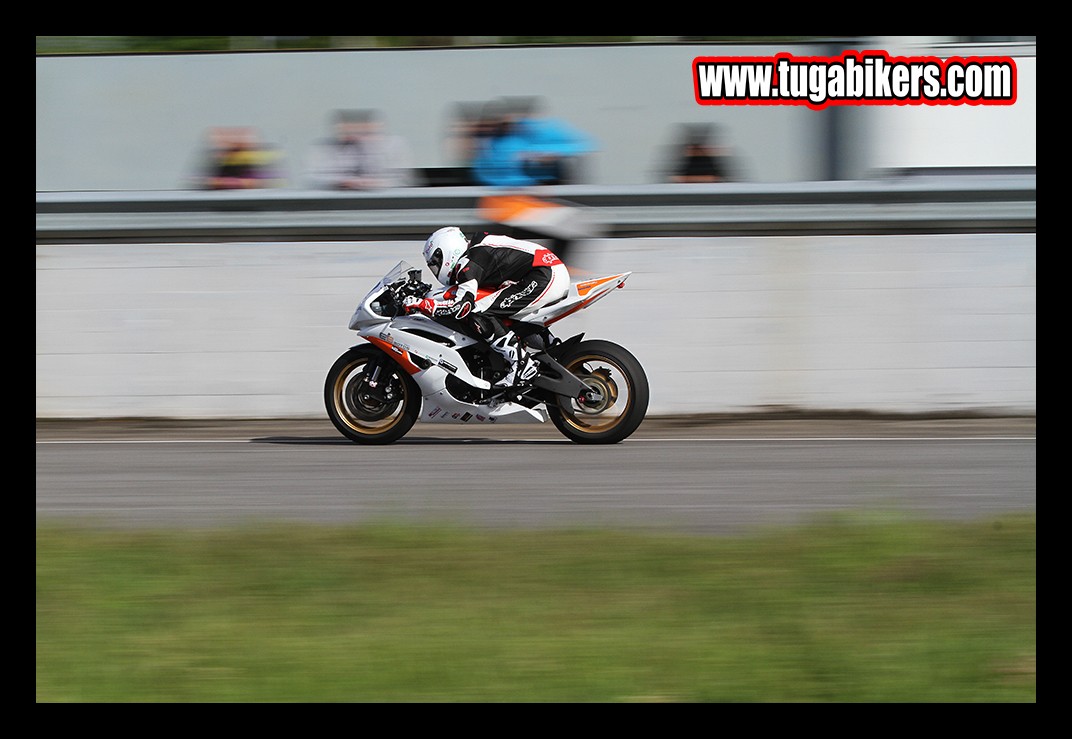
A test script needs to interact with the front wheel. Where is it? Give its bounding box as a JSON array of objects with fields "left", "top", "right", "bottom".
[
  {"left": 325, "top": 345, "right": 421, "bottom": 445},
  {"left": 547, "top": 340, "right": 649, "bottom": 444}
]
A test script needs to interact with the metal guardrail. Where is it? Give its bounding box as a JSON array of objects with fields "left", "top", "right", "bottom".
[{"left": 36, "top": 174, "right": 1036, "bottom": 243}]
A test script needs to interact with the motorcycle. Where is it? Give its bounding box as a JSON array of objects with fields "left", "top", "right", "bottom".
[{"left": 325, "top": 260, "right": 649, "bottom": 444}]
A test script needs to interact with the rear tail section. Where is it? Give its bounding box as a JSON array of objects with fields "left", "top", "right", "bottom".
[{"left": 521, "top": 272, "right": 632, "bottom": 326}]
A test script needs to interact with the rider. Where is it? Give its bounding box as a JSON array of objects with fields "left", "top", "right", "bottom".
[{"left": 403, "top": 226, "right": 570, "bottom": 388}]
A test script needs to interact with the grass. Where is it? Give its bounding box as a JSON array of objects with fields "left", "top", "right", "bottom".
[{"left": 36, "top": 512, "right": 1035, "bottom": 702}]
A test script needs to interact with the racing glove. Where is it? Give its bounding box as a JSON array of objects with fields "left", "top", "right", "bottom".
[
  {"left": 403, "top": 286, "right": 475, "bottom": 319},
  {"left": 402, "top": 296, "right": 436, "bottom": 315}
]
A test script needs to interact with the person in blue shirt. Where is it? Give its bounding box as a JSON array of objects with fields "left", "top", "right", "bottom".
[{"left": 470, "top": 98, "right": 596, "bottom": 187}]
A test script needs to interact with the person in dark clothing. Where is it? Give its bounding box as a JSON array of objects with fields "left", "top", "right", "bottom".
[
  {"left": 668, "top": 123, "right": 733, "bottom": 183},
  {"left": 673, "top": 140, "right": 726, "bottom": 181},
  {"left": 404, "top": 226, "right": 570, "bottom": 387}
]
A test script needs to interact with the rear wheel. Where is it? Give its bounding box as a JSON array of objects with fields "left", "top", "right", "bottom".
[
  {"left": 324, "top": 345, "right": 420, "bottom": 445},
  {"left": 547, "top": 340, "right": 649, "bottom": 444}
]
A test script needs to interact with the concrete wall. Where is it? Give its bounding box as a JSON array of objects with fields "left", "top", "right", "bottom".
[{"left": 35, "top": 235, "right": 1036, "bottom": 419}]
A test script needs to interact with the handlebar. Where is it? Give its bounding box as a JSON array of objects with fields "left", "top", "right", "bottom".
[{"left": 384, "top": 272, "right": 433, "bottom": 317}]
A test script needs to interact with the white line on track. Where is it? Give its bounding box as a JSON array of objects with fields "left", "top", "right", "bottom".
[{"left": 36, "top": 436, "right": 1036, "bottom": 444}]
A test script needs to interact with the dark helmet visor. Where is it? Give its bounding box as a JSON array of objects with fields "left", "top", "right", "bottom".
[{"left": 428, "top": 248, "right": 443, "bottom": 277}]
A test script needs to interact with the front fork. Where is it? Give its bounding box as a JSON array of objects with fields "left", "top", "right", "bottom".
[{"left": 357, "top": 355, "right": 400, "bottom": 405}]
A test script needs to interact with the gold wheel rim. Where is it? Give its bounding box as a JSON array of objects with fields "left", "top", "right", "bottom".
[
  {"left": 333, "top": 358, "right": 409, "bottom": 435},
  {"left": 557, "top": 354, "right": 631, "bottom": 434}
]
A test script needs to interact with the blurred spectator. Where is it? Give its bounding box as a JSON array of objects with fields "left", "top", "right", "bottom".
[
  {"left": 306, "top": 109, "right": 414, "bottom": 190},
  {"left": 443, "top": 101, "right": 484, "bottom": 175},
  {"left": 356, "top": 109, "right": 415, "bottom": 189},
  {"left": 666, "top": 123, "right": 735, "bottom": 183},
  {"left": 197, "top": 126, "right": 283, "bottom": 190},
  {"left": 512, "top": 97, "right": 596, "bottom": 185},
  {"left": 305, "top": 109, "right": 366, "bottom": 190},
  {"left": 470, "top": 97, "right": 596, "bottom": 188}
]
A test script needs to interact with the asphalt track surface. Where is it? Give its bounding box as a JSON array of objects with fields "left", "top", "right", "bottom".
[{"left": 36, "top": 415, "right": 1036, "bottom": 536}]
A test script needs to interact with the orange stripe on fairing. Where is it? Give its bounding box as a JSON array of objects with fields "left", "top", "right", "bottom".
[
  {"left": 544, "top": 296, "right": 598, "bottom": 326},
  {"left": 575, "top": 274, "right": 624, "bottom": 297},
  {"left": 479, "top": 194, "right": 560, "bottom": 222},
  {"left": 543, "top": 274, "right": 627, "bottom": 326},
  {"left": 366, "top": 336, "right": 422, "bottom": 375}
]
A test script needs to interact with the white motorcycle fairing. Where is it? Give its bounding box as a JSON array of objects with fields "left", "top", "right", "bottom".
[
  {"left": 326, "top": 259, "right": 648, "bottom": 445},
  {"left": 362, "top": 314, "right": 547, "bottom": 424},
  {"left": 346, "top": 261, "right": 630, "bottom": 425}
]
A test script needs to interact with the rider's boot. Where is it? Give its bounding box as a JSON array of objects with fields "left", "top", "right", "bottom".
[{"left": 491, "top": 331, "right": 537, "bottom": 388}]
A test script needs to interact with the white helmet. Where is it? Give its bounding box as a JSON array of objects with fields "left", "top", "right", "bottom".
[{"left": 423, "top": 226, "right": 470, "bottom": 286}]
